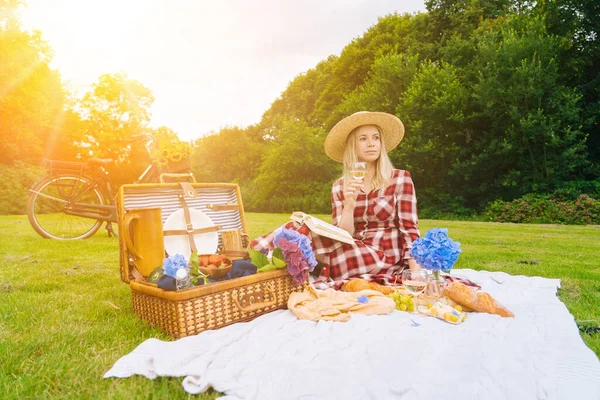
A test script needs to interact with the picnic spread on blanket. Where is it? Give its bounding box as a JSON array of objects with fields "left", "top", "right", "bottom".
[
  {"left": 106, "top": 178, "right": 600, "bottom": 399},
  {"left": 116, "top": 179, "right": 513, "bottom": 335},
  {"left": 109, "top": 182, "right": 600, "bottom": 399},
  {"left": 105, "top": 269, "right": 600, "bottom": 399},
  {"left": 105, "top": 107, "right": 599, "bottom": 399}
]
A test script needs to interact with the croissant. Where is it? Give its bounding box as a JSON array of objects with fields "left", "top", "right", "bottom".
[
  {"left": 444, "top": 282, "right": 514, "bottom": 318},
  {"left": 341, "top": 279, "right": 397, "bottom": 295}
]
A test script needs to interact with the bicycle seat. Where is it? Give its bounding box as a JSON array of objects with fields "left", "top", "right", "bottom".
[{"left": 87, "top": 158, "right": 114, "bottom": 167}]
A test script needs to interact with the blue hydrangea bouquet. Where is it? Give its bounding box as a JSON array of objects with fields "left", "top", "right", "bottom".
[{"left": 410, "top": 228, "right": 462, "bottom": 292}]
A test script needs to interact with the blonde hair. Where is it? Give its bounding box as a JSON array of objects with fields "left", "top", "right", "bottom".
[{"left": 342, "top": 125, "right": 394, "bottom": 191}]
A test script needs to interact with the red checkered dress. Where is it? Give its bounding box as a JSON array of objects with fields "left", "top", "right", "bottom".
[{"left": 251, "top": 169, "right": 420, "bottom": 288}]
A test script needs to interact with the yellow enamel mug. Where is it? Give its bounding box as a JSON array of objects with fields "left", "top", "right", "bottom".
[{"left": 123, "top": 207, "right": 165, "bottom": 277}]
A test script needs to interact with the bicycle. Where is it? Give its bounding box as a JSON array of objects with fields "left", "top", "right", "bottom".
[{"left": 26, "top": 134, "right": 193, "bottom": 240}]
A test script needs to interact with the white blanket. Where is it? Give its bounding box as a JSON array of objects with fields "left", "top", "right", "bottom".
[{"left": 104, "top": 269, "right": 600, "bottom": 399}]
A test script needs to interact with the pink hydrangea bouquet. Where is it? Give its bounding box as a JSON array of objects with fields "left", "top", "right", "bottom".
[{"left": 248, "top": 228, "right": 317, "bottom": 285}]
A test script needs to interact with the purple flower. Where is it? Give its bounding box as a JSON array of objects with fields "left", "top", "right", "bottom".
[
  {"left": 274, "top": 228, "right": 317, "bottom": 271},
  {"left": 357, "top": 295, "right": 369, "bottom": 304},
  {"left": 279, "top": 238, "right": 309, "bottom": 284},
  {"left": 410, "top": 228, "right": 461, "bottom": 272},
  {"left": 276, "top": 236, "right": 299, "bottom": 254},
  {"left": 272, "top": 227, "right": 320, "bottom": 284},
  {"left": 274, "top": 230, "right": 313, "bottom": 285}
]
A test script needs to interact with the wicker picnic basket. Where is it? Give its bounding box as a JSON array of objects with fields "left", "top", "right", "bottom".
[{"left": 117, "top": 182, "right": 307, "bottom": 338}]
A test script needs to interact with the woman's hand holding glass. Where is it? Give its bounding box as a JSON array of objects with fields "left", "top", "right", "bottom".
[
  {"left": 343, "top": 162, "right": 366, "bottom": 209},
  {"left": 343, "top": 181, "right": 362, "bottom": 209}
]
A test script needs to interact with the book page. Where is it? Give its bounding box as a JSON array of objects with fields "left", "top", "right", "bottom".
[
  {"left": 291, "top": 212, "right": 354, "bottom": 244},
  {"left": 310, "top": 216, "right": 351, "bottom": 237}
]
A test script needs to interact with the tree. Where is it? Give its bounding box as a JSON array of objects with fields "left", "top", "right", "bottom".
[
  {"left": 253, "top": 4, "right": 598, "bottom": 214},
  {"left": 250, "top": 119, "right": 339, "bottom": 213},
  {"left": 336, "top": 53, "right": 420, "bottom": 118},
  {"left": 425, "top": 0, "right": 511, "bottom": 40},
  {"left": 463, "top": 14, "right": 589, "bottom": 204},
  {"left": 77, "top": 73, "right": 155, "bottom": 185},
  {"left": 394, "top": 60, "right": 469, "bottom": 198},
  {"left": 260, "top": 57, "right": 336, "bottom": 132},
  {"left": 79, "top": 73, "right": 153, "bottom": 158},
  {"left": 311, "top": 13, "right": 421, "bottom": 130},
  {"left": 0, "top": 0, "right": 65, "bottom": 165},
  {"left": 539, "top": 0, "right": 600, "bottom": 166},
  {"left": 191, "top": 126, "right": 262, "bottom": 185}
]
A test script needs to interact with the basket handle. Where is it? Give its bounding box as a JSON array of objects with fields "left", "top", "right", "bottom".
[
  {"left": 123, "top": 214, "right": 142, "bottom": 260},
  {"left": 241, "top": 233, "right": 251, "bottom": 251},
  {"left": 232, "top": 284, "right": 276, "bottom": 312}
]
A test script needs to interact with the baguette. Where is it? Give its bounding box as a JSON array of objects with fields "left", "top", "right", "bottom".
[{"left": 444, "top": 282, "right": 514, "bottom": 318}]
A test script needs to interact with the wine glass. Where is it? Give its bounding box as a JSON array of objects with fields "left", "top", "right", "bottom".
[
  {"left": 350, "top": 162, "right": 367, "bottom": 181},
  {"left": 402, "top": 269, "right": 428, "bottom": 314}
]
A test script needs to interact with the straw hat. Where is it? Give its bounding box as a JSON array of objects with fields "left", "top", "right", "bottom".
[{"left": 324, "top": 111, "right": 404, "bottom": 162}]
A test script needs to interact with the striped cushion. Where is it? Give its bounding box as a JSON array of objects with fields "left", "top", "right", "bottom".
[{"left": 122, "top": 186, "right": 243, "bottom": 249}]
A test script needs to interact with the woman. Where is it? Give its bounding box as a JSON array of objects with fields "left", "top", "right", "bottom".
[{"left": 252, "top": 111, "right": 421, "bottom": 289}]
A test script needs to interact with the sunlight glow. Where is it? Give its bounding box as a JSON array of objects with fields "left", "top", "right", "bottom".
[
  {"left": 0, "top": 57, "right": 42, "bottom": 100},
  {"left": 21, "top": 0, "right": 426, "bottom": 140}
]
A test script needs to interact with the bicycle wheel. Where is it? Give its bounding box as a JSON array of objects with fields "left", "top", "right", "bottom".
[{"left": 27, "top": 175, "right": 105, "bottom": 240}]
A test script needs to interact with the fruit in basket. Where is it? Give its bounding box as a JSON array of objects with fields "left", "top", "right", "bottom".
[
  {"left": 209, "top": 254, "right": 225, "bottom": 264},
  {"left": 198, "top": 256, "right": 232, "bottom": 279},
  {"left": 199, "top": 254, "right": 211, "bottom": 267},
  {"left": 197, "top": 254, "right": 228, "bottom": 267}
]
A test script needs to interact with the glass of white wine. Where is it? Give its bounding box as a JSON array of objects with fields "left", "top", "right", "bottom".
[
  {"left": 350, "top": 162, "right": 367, "bottom": 181},
  {"left": 402, "top": 269, "right": 428, "bottom": 314}
]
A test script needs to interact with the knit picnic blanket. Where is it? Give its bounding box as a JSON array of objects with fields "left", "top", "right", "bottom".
[{"left": 104, "top": 269, "right": 600, "bottom": 399}]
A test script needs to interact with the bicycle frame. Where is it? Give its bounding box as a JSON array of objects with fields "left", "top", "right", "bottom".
[
  {"left": 52, "top": 162, "right": 167, "bottom": 216},
  {"left": 28, "top": 133, "right": 195, "bottom": 239},
  {"left": 61, "top": 174, "right": 118, "bottom": 223},
  {"left": 134, "top": 163, "right": 159, "bottom": 184},
  {"left": 28, "top": 168, "right": 118, "bottom": 223},
  {"left": 57, "top": 162, "right": 163, "bottom": 223}
]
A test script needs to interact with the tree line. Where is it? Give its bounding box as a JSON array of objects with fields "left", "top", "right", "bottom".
[
  {"left": 194, "top": 0, "right": 599, "bottom": 218},
  {"left": 1, "top": 0, "right": 598, "bottom": 220}
]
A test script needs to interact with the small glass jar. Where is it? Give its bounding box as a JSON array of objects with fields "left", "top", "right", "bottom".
[{"left": 175, "top": 268, "right": 193, "bottom": 290}]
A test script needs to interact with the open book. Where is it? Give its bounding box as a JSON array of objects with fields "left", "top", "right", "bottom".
[{"left": 290, "top": 212, "right": 355, "bottom": 244}]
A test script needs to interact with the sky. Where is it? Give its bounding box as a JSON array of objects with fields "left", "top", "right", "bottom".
[{"left": 21, "top": 0, "right": 426, "bottom": 141}]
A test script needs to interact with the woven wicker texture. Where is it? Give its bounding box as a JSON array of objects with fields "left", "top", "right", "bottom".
[
  {"left": 131, "top": 271, "right": 307, "bottom": 338},
  {"left": 117, "top": 183, "right": 306, "bottom": 338}
]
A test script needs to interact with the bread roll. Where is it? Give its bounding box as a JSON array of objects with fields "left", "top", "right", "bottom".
[
  {"left": 341, "top": 279, "right": 397, "bottom": 295},
  {"left": 444, "top": 282, "right": 514, "bottom": 318}
]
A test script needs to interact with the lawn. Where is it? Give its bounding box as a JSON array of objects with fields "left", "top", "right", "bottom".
[{"left": 1, "top": 213, "right": 599, "bottom": 399}]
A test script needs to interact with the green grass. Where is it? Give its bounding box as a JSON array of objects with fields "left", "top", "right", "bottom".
[{"left": 1, "top": 214, "right": 599, "bottom": 399}]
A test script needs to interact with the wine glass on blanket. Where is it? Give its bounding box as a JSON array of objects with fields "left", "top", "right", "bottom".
[
  {"left": 350, "top": 162, "right": 367, "bottom": 182},
  {"left": 402, "top": 269, "right": 428, "bottom": 314}
]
